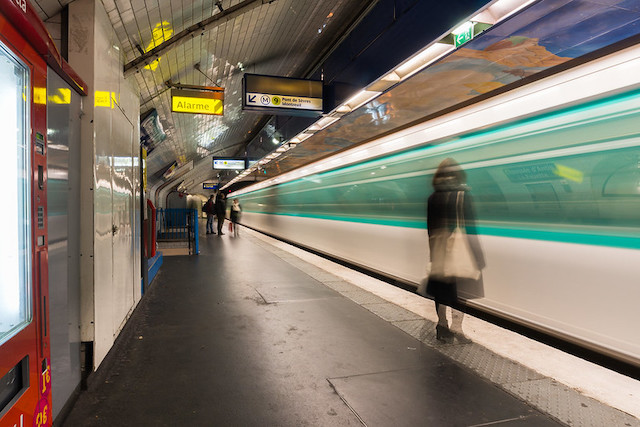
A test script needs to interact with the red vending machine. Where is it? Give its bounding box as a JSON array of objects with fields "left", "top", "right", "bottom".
[{"left": 0, "top": 8, "right": 51, "bottom": 427}]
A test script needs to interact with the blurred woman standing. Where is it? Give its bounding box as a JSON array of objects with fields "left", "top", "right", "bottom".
[
  {"left": 215, "top": 192, "right": 227, "bottom": 235},
  {"left": 230, "top": 199, "right": 241, "bottom": 237},
  {"left": 426, "top": 158, "right": 485, "bottom": 342}
]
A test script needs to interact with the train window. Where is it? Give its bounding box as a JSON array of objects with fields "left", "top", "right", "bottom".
[
  {"left": 602, "top": 164, "right": 640, "bottom": 197},
  {"left": 0, "top": 42, "right": 32, "bottom": 346},
  {"left": 525, "top": 183, "right": 560, "bottom": 213}
]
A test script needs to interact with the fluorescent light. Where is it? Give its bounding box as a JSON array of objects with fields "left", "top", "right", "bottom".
[
  {"left": 308, "top": 116, "right": 340, "bottom": 131},
  {"left": 394, "top": 43, "right": 454, "bottom": 80},
  {"left": 474, "top": 0, "right": 538, "bottom": 24},
  {"left": 381, "top": 71, "right": 401, "bottom": 82},
  {"left": 292, "top": 133, "right": 314, "bottom": 143},
  {"left": 367, "top": 72, "right": 402, "bottom": 92},
  {"left": 340, "top": 90, "right": 382, "bottom": 112},
  {"left": 452, "top": 21, "right": 474, "bottom": 35},
  {"left": 471, "top": 9, "right": 497, "bottom": 24}
]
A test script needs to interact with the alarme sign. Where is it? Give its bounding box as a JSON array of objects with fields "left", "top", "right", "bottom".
[{"left": 171, "top": 89, "right": 224, "bottom": 115}]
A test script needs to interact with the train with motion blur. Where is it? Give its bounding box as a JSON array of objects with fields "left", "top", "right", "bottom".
[{"left": 231, "top": 44, "right": 640, "bottom": 368}]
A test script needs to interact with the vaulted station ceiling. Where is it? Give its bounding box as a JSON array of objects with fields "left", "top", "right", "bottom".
[{"left": 31, "top": 0, "right": 374, "bottom": 191}]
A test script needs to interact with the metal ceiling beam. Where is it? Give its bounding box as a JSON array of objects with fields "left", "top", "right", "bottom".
[{"left": 124, "top": 0, "right": 277, "bottom": 77}]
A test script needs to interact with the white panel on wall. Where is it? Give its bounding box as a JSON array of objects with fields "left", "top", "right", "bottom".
[
  {"left": 111, "top": 112, "right": 135, "bottom": 335},
  {"left": 92, "top": 0, "right": 116, "bottom": 364},
  {"left": 68, "top": 0, "right": 96, "bottom": 345},
  {"left": 69, "top": 0, "right": 142, "bottom": 368}
]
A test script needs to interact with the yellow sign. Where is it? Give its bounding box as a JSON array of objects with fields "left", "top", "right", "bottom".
[
  {"left": 171, "top": 89, "right": 224, "bottom": 115},
  {"left": 95, "top": 91, "right": 111, "bottom": 107},
  {"left": 94, "top": 91, "right": 121, "bottom": 108},
  {"left": 142, "top": 148, "right": 147, "bottom": 190}
]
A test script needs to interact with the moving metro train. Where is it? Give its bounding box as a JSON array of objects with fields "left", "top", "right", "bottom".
[{"left": 232, "top": 44, "right": 640, "bottom": 368}]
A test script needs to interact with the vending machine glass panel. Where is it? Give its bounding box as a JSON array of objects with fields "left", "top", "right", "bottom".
[{"left": 0, "top": 42, "right": 32, "bottom": 347}]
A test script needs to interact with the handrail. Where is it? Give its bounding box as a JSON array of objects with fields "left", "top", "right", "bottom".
[{"left": 156, "top": 208, "right": 199, "bottom": 254}]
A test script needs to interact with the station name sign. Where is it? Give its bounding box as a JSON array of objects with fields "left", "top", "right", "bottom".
[
  {"left": 243, "top": 74, "right": 323, "bottom": 117},
  {"left": 171, "top": 87, "right": 224, "bottom": 115}
]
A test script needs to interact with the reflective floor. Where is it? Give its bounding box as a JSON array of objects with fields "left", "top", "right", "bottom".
[{"left": 60, "top": 224, "right": 639, "bottom": 426}]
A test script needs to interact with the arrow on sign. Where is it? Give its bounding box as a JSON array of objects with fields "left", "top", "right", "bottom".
[{"left": 248, "top": 95, "right": 256, "bottom": 103}]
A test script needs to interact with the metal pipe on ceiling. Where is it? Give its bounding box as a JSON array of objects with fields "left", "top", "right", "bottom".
[{"left": 123, "top": 0, "right": 278, "bottom": 77}]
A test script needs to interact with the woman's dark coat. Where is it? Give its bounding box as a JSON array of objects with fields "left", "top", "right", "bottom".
[{"left": 426, "top": 178, "right": 485, "bottom": 301}]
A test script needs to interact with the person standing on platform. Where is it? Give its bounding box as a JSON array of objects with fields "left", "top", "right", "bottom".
[
  {"left": 215, "top": 192, "right": 227, "bottom": 235},
  {"left": 204, "top": 195, "right": 216, "bottom": 235},
  {"left": 426, "top": 158, "right": 485, "bottom": 342},
  {"left": 230, "top": 199, "right": 241, "bottom": 237}
]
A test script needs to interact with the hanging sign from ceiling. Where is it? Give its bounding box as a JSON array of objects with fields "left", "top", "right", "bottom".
[
  {"left": 171, "top": 88, "right": 224, "bottom": 115},
  {"left": 140, "top": 109, "right": 166, "bottom": 153},
  {"left": 243, "top": 74, "right": 323, "bottom": 117},
  {"left": 162, "top": 161, "right": 178, "bottom": 179},
  {"left": 213, "top": 158, "right": 247, "bottom": 170}
]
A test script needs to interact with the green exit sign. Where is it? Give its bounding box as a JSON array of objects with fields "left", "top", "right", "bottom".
[{"left": 454, "top": 24, "right": 474, "bottom": 47}]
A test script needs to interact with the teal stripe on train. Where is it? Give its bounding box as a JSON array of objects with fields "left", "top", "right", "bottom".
[
  {"left": 236, "top": 89, "right": 640, "bottom": 249},
  {"left": 241, "top": 211, "right": 640, "bottom": 249}
]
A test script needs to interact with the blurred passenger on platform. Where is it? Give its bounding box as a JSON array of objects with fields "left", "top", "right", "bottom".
[
  {"left": 426, "top": 158, "right": 485, "bottom": 342},
  {"left": 204, "top": 195, "right": 216, "bottom": 235},
  {"left": 230, "top": 199, "right": 241, "bottom": 237},
  {"left": 215, "top": 192, "right": 227, "bottom": 235}
]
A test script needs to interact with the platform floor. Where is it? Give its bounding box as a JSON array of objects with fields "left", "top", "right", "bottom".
[{"left": 61, "top": 225, "right": 639, "bottom": 426}]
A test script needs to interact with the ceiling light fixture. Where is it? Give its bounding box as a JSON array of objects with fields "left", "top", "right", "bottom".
[
  {"left": 307, "top": 116, "right": 340, "bottom": 131},
  {"left": 291, "top": 133, "right": 314, "bottom": 143},
  {"left": 451, "top": 21, "right": 474, "bottom": 36},
  {"left": 337, "top": 90, "right": 382, "bottom": 114},
  {"left": 394, "top": 43, "right": 454, "bottom": 80},
  {"left": 473, "top": 0, "right": 538, "bottom": 24}
]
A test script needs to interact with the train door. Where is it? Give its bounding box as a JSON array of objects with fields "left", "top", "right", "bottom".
[{"left": 0, "top": 12, "right": 51, "bottom": 427}]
